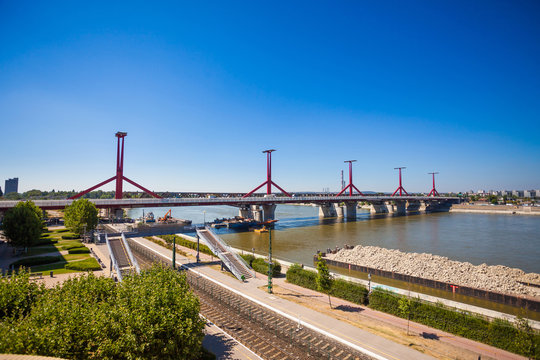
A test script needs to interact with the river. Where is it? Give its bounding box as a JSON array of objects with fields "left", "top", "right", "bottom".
[{"left": 127, "top": 205, "right": 540, "bottom": 274}]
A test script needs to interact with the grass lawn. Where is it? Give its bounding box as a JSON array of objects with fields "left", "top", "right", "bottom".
[{"left": 12, "top": 227, "right": 99, "bottom": 275}]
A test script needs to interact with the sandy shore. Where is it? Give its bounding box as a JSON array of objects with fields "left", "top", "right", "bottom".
[{"left": 326, "top": 245, "right": 540, "bottom": 298}]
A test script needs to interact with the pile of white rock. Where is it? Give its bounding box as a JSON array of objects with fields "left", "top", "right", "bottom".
[{"left": 325, "top": 245, "right": 540, "bottom": 298}]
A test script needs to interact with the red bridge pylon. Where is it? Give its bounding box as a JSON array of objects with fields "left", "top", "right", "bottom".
[
  {"left": 243, "top": 149, "right": 291, "bottom": 198},
  {"left": 391, "top": 167, "right": 408, "bottom": 196},
  {"left": 336, "top": 160, "right": 364, "bottom": 196},
  {"left": 69, "top": 132, "right": 161, "bottom": 200},
  {"left": 428, "top": 172, "right": 440, "bottom": 197}
]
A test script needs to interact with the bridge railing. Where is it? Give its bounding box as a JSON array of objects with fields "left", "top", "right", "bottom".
[
  {"left": 121, "top": 232, "right": 140, "bottom": 274},
  {"left": 105, "top": 233, "right": 123, "bottom": 282}
]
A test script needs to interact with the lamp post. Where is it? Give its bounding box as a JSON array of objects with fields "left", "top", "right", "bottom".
[
  {"left": 203, "top": 210, "right": 206, "bottom": 227},
  {"left": 172, "top": 236, "right": 176, "bottom": 270},
  {"left": 196, "top": 233, "right": 200, "bottom": 263},
  {"left": 268, "top": 228, "right": 273, "bottom": 294},
  {"left": 368, "top": 272, "right": 372, "bottom": 293}
]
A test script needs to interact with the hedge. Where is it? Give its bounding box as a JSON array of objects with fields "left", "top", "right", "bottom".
[
  {"left": 369, "top": 289, "right": 539, "bottom": 357},
  {"left": 62, "top": 243, "right": 84, "bottom": 251},
  {"left": 67, "top": 247, "right": 90, "bottom": 254},
  {"left": 10, "top": 256, "right": 63, "bottom": 268},
  {"left": 33, "top": 238, "right": 58, "bottom": 246},
  {"left": 64, "top": 258, "right": 101, "bottom": 271},
  {"left": 158, "top": 235, "right": 214, "bottom": 256},
  {"left": 286, "top": 265, "right": 538, "bottom": 357},
  {"left": 61, "top": 233, "right": 80, "bottom": 240},
  {"left": 286, "top": 264, "right": 367, "bottom": 304},
  {"left": 240, "top": 254, "right": 281, "bottom": 277}
]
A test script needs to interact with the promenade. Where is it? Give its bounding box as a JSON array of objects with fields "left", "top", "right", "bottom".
[{"left": 130, "top": 236, "right": 527, "bottom": 360}]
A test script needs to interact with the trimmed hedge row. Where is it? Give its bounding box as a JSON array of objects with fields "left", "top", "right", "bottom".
[
  {"left": 285, "top": 264, "right": 539, "bottom": 358},
  {"left": 286, "top": 264, "right": 368, "bottom": 305},
  {"left": 240, "top": 254, "right": 281, "bottom": 277},
  {"left": 67, "top": 247, "right": 90, "bottom": 254},
  {"left": 33, "top": 238, "right": 58, "bottom": 246},
  {"left": 158, "top": 235, "right": 214, "bottom": 256},
  {"left": 370, "top": 289, "right": 539, "bottom": 358},
  {"left": 61, "top": 233, "right": 80, "bottom": 240},
  {"left": 65, "top": 258, "right": 101, "bottom": 271},
  {"left": 62, "top": 243, "right": 84, "bottom": 251},
  {"left": 11, "top": 256, "right": 63, "bottom": 267}
]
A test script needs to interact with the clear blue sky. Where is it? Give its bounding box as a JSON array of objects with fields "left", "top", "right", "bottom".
[{"left": 1, "top": 1, "right": 539, "bottom": 194}]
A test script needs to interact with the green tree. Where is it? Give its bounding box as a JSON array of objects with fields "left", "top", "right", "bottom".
[
  {"left": 1, "top": 201, "right": 43, "bottom": 251},
  {"left": 64, "top": 199, "right": 98, "bottom": 236},
  {"left": 0, "top": 265, "right": 206, "bottom": 360},
  {"left": 398, "top": 296, "right": 412, "bottom": 335},
  {"left": 316, "top": 253, "right": 333, "bottom": 308}
]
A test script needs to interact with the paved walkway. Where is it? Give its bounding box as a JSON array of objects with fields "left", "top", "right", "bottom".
[{"left": 143, "top": 236, "right": 527, "bottom": 360}]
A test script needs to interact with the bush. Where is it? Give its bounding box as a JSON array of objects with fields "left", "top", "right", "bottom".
[
  {"left": 53, "top": 228, "right": 70, "bottom": 233},
  {"left": 33, "top": 238, "right": 58, "bottom": 246},
  {"left": 0, "top": 269, "right": 44, "bottom": 319},
  {"left": 61, "top": 233, "right": 80, "bottom": 240},
  {"left": 65, "top": 258, "right": 101, "bottom": 271},
  {"left": 61, "top": 243, "right": 84, "bottom": 250},
  {"left": 0, "top": 265, "right": 206, "bottom": 359},
  {"left": 158, "top": 235, "right": 214, "bottom": 256},
  {"left": 368, "top": 289, "right": 540, "bottom": 358},
  {"left": 286, "top": 264, "right": 367, "bottom": 304},
  {"left": 240, "top": 255, "right": 281, "bottom": 276},
  {"left": 10, "top": 256, "right": 63, "bottom": 268},
  {"left": 67, "top": 247, "right": 90, "bottom": 254}
]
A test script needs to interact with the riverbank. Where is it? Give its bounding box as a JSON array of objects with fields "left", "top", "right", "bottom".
[
  {"left": 450, "top": 203, "right": 540, "bottom": 215},
  {"left": 325, "top": 245, "right": 540, "bottom": 299}
]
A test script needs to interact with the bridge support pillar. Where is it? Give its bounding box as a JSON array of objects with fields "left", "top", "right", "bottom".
[
  {"left": 406, "top": 201, "right": 421, "bottom": 212},
  {"left": 335, "top": 204, "right": 344, "bottom": 218},
  {"left": 345, "top": 202, "right": 357, "bottom": 220},
  {"left": 370, "top": 202, "right": 388, "bottom": 214},
  {"left": 239, "top": 206, "right": 252, "bottom": 219},
  {"left": 262, "top": 204, "right": 277, "bottom": 222},
  {"left": 318, "top": 203, "right": 338, "bottom": 218},
  {"left": 384, "top": 201, "right": 395, "bottom": 213},
  {"left": 394, "top": 201, "right": 407, "bottom": 215},
  {"left": 425, "top": 200, "right": 451, "bottom": 213},
  {"left": 251, "top": 205, "right": 263, "bottom": 222}
]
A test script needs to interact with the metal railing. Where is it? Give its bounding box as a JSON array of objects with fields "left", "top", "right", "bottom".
[
  {"left": 105, "top": 233, "right": 123, "bottom": 282},
  {"left": 121, "top": 232, "right": 140, "bottom": 274},
  {"left": 197, "top": 227, "right": 252, "bottom": 281}
]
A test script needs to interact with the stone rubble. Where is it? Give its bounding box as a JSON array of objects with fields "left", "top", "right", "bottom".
[{"left": 325, "top": 245, "right": 540, "bottom": 298}]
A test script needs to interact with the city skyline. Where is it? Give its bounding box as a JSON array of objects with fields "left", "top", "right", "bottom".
[{"left": 1, "top": 1, "right": 539, "bottom": 193}]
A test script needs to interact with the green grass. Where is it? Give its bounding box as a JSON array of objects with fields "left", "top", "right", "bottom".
[{"left": 65, "top": 258, "right": 101, "bottom": 271}]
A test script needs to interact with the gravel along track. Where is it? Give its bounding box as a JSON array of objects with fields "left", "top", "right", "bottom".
[
  {"left": 326, "top": 245, "right": 540, "bottom": 298},
  {"left": 131, "top": 244, "right": 372, "bottom": 360}
]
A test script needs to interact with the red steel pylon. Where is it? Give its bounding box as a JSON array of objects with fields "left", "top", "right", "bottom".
[
  {"left": 243, "top": 149, "right": 291, "bottom": 198},
  {"left": 336, "top": 160, "right": 364, "bottom": 196},
  {"left": 428, "top": 172, "right": 440, "bottom": 197},
  {"left": 391, "top": 167, "right": 408, "bottom": 196},
  {"left": 69, "top": 132, "right": 161, "bottom": 200}
]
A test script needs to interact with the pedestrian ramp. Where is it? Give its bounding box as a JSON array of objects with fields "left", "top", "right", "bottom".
[
  {"left": 106, "top": 232, "right": 140, "bottom": 281},
  {"left": 196, "top": 226, "right": 253, "bottom": 281}
]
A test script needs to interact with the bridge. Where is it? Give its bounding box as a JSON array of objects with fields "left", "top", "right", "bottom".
[{"left": 0, "top": 131, "right": 459, "bottom": 220}]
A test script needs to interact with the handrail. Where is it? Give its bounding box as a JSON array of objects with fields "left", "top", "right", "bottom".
[
  {"left": 205, "top": 226, "right": 252, "bottom": 272},
  {"left": 121, "top": 232, "right": 140, "bottom": 274},
  {"left": 105, "top": 234, "right": 123, "bottom": 282},
  {"left": 196, "top": 228, "right": 248, "bottom": 281}
]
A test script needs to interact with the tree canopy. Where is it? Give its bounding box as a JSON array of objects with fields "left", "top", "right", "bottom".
[
  {"left": 0, "top": 265, "right": 206, "bottom": 360},
  {"left": 316, "top": 253, "right": 333, "bottom": 308},
  {"left": 1, "top": 201, "right": 43, "bottom": 249},
  {"left": 64, "top": 198, "right": 98, "bottom": 235}
]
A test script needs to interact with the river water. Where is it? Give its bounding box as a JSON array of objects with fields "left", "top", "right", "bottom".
[{"left": 127, "top": 205, "right": 540, "bottom": 274}]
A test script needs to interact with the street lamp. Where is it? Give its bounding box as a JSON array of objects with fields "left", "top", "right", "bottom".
[
  {"left": 196, "top": 233, "right": 200, "bottom": 263},
  {"left": 268, "top": 228, "right": 273, "bottom": 294},
  {"left": 203, "top": 210, "right": 206, "bottom": 227},
  {"left": 368, "top": 272, "right": 372, "bottom": 293}
]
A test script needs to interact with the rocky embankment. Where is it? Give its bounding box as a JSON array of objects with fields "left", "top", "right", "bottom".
[{"left": 325, "top": 245, "right": 540, "bottom": 298}]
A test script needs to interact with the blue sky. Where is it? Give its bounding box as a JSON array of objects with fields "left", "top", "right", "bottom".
[{"left": 1, "top": 1, "right": 539, "bottom": 194}]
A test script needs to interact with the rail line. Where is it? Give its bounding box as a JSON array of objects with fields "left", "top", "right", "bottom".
[{"left": 129, "top": 240, "right": 372, "bottom": 360}]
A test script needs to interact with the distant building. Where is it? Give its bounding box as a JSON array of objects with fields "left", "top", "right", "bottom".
[
  {"left": 501, "top": 190, "right": 512, "bottom": 197},
  {"left": 0, "top": 186, "right": 3, "bottom": 197},
  {"left": 4, "top": 178, "right": 18, "bottom": 194},
  {"left": 512, "top": 190, "right": 524, "bottom": 197},
  {"left": 524, "top": 190, "right": 536, "bottom": 198}
]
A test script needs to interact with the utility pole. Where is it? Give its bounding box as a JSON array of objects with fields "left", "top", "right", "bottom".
[{"left": 172, "top": 236, "right": 176, "bottom": 269}]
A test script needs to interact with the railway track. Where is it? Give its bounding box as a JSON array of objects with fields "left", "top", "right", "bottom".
[{"left": 129, "top": 239, "right": 373, "bottom": 360}]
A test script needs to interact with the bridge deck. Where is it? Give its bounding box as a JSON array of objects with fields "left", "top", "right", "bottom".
[{"left": 0, "top": 195, "right": 459, "bottom": 211}]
